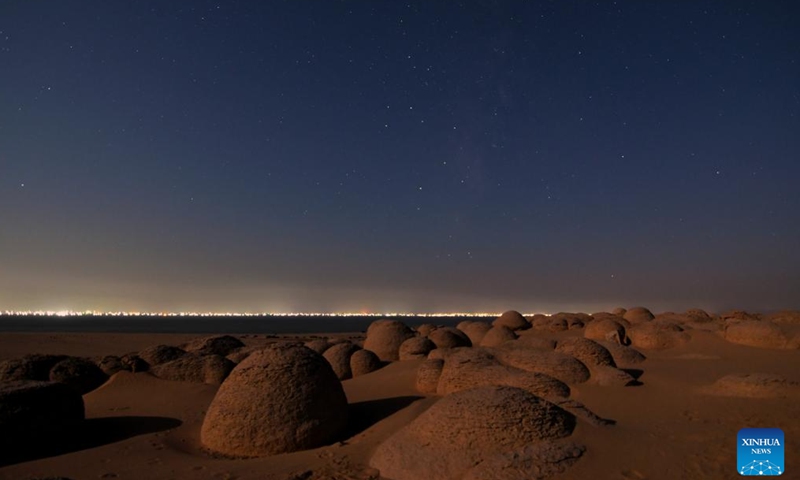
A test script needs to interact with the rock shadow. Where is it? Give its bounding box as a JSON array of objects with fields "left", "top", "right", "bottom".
[
  {"left": 621, "top": 368, "right": 645, "bottom": 385},
  {"left": 1, "top": 415, "right": 182, "bottom": 467},
  {"left": 341, "top": 395, "right": 423, "bottom": 440}
]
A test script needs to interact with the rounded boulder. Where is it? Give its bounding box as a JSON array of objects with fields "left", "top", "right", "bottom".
[
  {"left": 323, "top": 342, "right": 361, "bottom": 380},
  {"left": 350, "top": 349, "right": 382, "bottom": 377},
  {"left": 201, "top": 344, "right": 348, "bottom": 457},
  {"left": 428, "top": 327, "right": 471, "bottom": 349},
  {"left": 399, "top": 336, "right": 437, "bottom": 360},
  {"left": 370, "top": 385, "right": 575, "bottom": 480},
  {"left": 492, "top": 311, "right": 530, "bottom": 331},
  {"left": 363, "top": 320, "right": 416, "bottom": 362}
]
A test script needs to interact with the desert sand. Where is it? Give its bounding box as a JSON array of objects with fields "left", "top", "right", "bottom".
[{"left": 1, "top": 309, "right": 799, "bottom": 479}]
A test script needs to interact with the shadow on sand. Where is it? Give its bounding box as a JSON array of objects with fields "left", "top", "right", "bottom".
[
  {"left": 622, "top": 368, "right": 645, "bottom": 386},
  {"left": 1, "top": 415, "right": 182, "bottom": 467},
  {"left": 341, "top": 395, "right": 424, "bottom": 440}
]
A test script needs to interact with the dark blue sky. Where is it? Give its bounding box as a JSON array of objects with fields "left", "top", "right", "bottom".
[{"left": 1, "top": 1, "right": 798, "bottom": 313}]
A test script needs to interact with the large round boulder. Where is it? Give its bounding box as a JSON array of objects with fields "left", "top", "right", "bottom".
[
  {"left": 480, "top": 325, "right": 518, "bottom": 347},
  {"left": 585, "top": 318, "right": 628, "bottom": 345},
  {"left": 201, "top": 344, "right": 347, "bottom": 457},
  {"left": 459, "top": 321, "right": 493, "bottom": 346},
  {"left": 599, "top": 342, "right": 647, "bottom": 366},
  {"left": 350, "top": 349, "right": 382, "bottom": 377},
  {"left": 363, "top": 320, "right": 416, "bottom": 362},
  {"left": 322, "top": 342, "right": 361, "bottom": 380},
  {"left": 304, "top": 339, "right": 332, "bottom": 355},
  {"left": 588, "top": 366, "right": 638, "bottom": 387},
  {"left": 628, "top": 321, "right": 690, "bottom": 350},
  {"left": 428, "top": 327, "right": 471, "bottom": 349},
  {"left": 399, "top": 337, "right": 437, "bottom": 360},
  {"left": 415, "top": 324, "right": 438, "bottom": 337},
  {"left": 49, "top": 357, "right": 108, "bottom": 394},
  {"left": 436, "top": 348, "right": 570, "bottom": 399},
  {"left": 150, "top": 353, "right": 235, "bottom": 385},
  {"left": 415, "top": 358, "right": 444, "bottom": 395},
  {"left": 493, "top": 347, "right": 591, "bottom": 385},
  {"left": 492, "top": 311, "right": 530, "bottom": 331},
  {"left": 723, "top": 321, "right": 793, "bottom": 349},
  {"left": 554, "top": 337, "right": 616, "bottom": 368},
  {"left": 623, "top": 307, "right": 655, "bottom": 324},
  {"left": 370, "top": 385, "right": 577, "bottom": 480}
]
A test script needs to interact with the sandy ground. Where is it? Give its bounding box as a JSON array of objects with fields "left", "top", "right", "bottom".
[{"left": 1, "top": 327, "right": 798, "bottom": 480}]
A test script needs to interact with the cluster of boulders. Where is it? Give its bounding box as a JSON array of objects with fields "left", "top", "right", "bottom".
[
  {"left": 0, "top": 354, "right": 108, "bottom": 395},
  {"left": 93, "top": 334, "right": 245, "bottom": 386}
]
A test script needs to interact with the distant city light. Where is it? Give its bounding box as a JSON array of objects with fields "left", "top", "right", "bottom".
[{"left": 0, "top": 310, "right": 548, "bottom": 317}]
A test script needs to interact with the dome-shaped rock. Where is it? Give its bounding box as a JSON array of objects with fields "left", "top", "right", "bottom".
[
  {"left": 350, "top": 349, "right": 382, "bottom": 377},
  {"left": 493, "top": 311, "right": 530, "bottom": 331},
  {"left": 323, "top": 342, "right": 361, "bottom": 380},
  {"left": 200, "top": 344, "right": 348, "bottom": 457},
  {"left": 415, "top": 323, "right": 438, "bottom": 337},
  {"left": 428, "top": 327, "right": 471, "bottom": 349},
  {"left": 588, "top": 365, "right": 637, "bottom": 387},
  {"left": 436, "top": 348, "right": 570, "bottom": 399},
  {"left": 49, "top": 357, "right": 108, "bottom": 394},
  {"left": 623, "top": 307, "right": 655, "bottom": 324},
  {"left": 399, "top": 336, "right": 437, "bottom": 360},
  {"left": 370, "top": 385, "right": 576, "bottom": 480},
  {"left": 599, "top": 342, "right": 647, "bottom": 366},
  {"left": 480, "top": 325, "right": 518, "bottom": 347},
  {"left": 554, "top": 337, "right": 616, "bottom": 368},
  {"left": 585, "top": 318, "right": 628, "bottom": 345},
  {"left": 415, "top": 358, "right": 444, "bottom": 395},
  {"left": 493, "top": 347, "right": 591, "bottom": 385},
  {"left": 303, "top": 339, "right": 332, "bottom": 355},
  {"left": 723, "top": 321, "right": 793, "bottom": 349},
  {"left": 459, "top": 321, "right": 493, "bottom": 346},
  {"left": 363, "top": 320, "right": 416, "bottom": 362},
  {"left": 628, "top": 321, "right": 690, "bottom": 350}
]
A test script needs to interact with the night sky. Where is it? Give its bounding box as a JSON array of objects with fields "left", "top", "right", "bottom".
[{"left": 1, "top": 1, "right": 799, "bottom": 314}]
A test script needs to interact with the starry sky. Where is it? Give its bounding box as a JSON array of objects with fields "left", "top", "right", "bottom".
[{"left": 1, "top": 1, "right": 799, "bottom": 314}]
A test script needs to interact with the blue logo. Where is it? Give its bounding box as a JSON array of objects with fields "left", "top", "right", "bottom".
[{"left": 738, "top": 428, "right": 784, "bottom": 476}]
